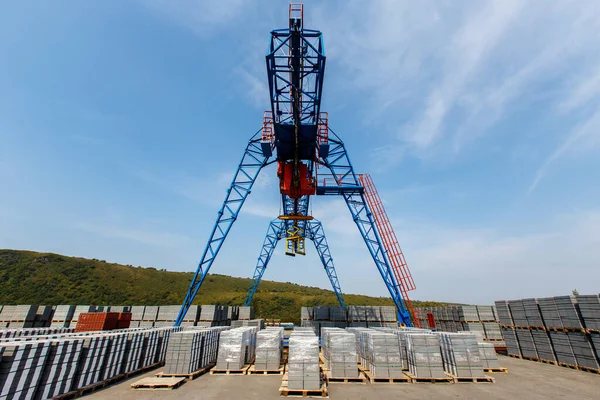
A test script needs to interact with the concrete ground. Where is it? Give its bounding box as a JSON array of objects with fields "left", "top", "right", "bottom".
[{"left": 87, "top": 356, "right": 600, "bottom": 400}]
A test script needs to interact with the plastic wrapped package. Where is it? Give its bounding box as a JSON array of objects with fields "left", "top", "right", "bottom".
[
  {"left": 215, "top": 327, "right": 258, "bottom": 370},
  {"left": 288, "top": 329, "right": 320, "bottom": 390},
  {"left": 255, "top": 327, "right": 283, "bottom": 370}
]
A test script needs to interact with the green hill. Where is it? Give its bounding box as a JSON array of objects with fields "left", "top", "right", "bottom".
[{"left": 0, "top": 249, "right": 445, "bottom": 323}]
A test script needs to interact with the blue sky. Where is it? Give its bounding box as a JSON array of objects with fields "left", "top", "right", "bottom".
[{"left": 1, "top": 1, "right": 599, "bottom": 304}]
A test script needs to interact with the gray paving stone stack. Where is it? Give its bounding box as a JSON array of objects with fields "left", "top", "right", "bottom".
[
  {"left": 501, "top": 327, "right": 521, "bottom": 356},
  {"left": 566, "top": 332, "right": 599, "bottom": 369},
  {"left": 589, "top": 333, "right": 600, "bottom": 364},
  {"left": 522, "top": 298, "right": 544, "bottom": 327},
  {"left": 344, "top": 327, "right": 371, "bottom": 364},
  {"left": 199, "top": 305, "right": 220, "bottom": 326},
  {"left": 141, "top": 306, "right": 159, "bottom": 328},
  {"left": 576, "top": 295, "right": 600, "bottom": 331},
  {"left": 478, "top": 342, "right": 501, "bottom": 369},
  {"left": 329, "top": 306, "right": 347, "bottom": 322},
  {"left": 548, "top": 331, "right": 576, "bottom": 365},
  {"left": 215, "top": 327, "right": 257, "bottom": 370},
  {"left": 164, "top": 328, "right": 222, "bottom": 374},
  {"left": 121, "top": 331, "right": 146, "bottom": 375},
  {"left": 327, "top": 331, "right": 358, "bottom": 378},
  {"left": 515, "top": 328, "right": 538, "bottom": 359},
  {"left": 4, "top": 305, "right": 39, "bottom": 328},
  {"left": 230, "top": 319, "right": 265, "bottom": 330},
  {"left": 0, "top": 340, "right": 51, "bottom": 400},
  {"left": 464, "top": 322, "right": 486, "bottom": 339},
  {"left": 255, "top": 327, "right": 283, "bottom": 371},
  {"left": 102, "top": 333, "right": 128, "bottom": 379},
  {"left": 348, "top": 306, "right": 365, "bottom": 322},
  {"left": 130, "top": 306, "right": 145, "bottom": 328},
  {"left": 287, "top": 329, "right": 320, "bottom": 390},
  {"left": 439, "top": 333, "right": 484, "bottom": 378},
  {"left": 537, "top": 297, "right": 563, "bottom": 329},
  {"left": 458, "top": 306, "right": 479, "bottom": 322},
  {"left": 238, "top": 306, "right": 254, "bottom": 320},
  {"left": 314, "top": 306, "right": 330, "bottom": 321},
  {"left": 554, "top": 296, "right": 584, "bottom": 330},
  {"left": 50, "top": 305, "right": 76, "bottom": 328},
  {"left": 35, "top": 338, "right": 84, "bottom": 399},
  {"left": 300, "top": 320, "right": 320, "bottom": 335},
  {"left": 476, "top": 306, "right": 495, "bottom": 322},
  {"left": 406, "top": 333, "right": 445, "bottom": 378},
  {"left": 494, "top": 301, "right": 514, "bottom": 326},
  {"left": 483, "top": 322, "right": 503, "bottom": 340},
  {"left": 364, "top": 332, "right": 403, "bottom": 377},
  {"left": 508, "top": 300, "right": 528, "bottom": 327},
  {"left": 530, "top": 330, "right": 556, "bottom": 362},
  {"left": 74, "top": 335, "right": 111, "bottom": 387},
  {"left": 300, "top": 307, "right": 313, "bottom": 321},
  {"left": 0, "top": 306, "right": 16, "bottom": 328},
  {"left": 33, "top": 306, "right": 53, "bottom": 328}
]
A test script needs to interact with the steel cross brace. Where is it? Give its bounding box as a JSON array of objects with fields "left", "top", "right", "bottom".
[
  {"left": 175, "top": 132, "right": 269, "bottom": 326},
  {"left": 243, "top": 218, "right": 346, "bottom": 307}
]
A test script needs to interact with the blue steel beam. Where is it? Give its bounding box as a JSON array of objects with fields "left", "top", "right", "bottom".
[
  {"left": 175, "top": 132, "right": 269, "bottom": 326},
  {"left": 244, "top": 219, "right": 286, "bottom": 306},
  {"left": 321, "top": 130, "right": 412, "bottom": 326},
  {"left": 306, "top": 220, "right": 346, "bottom": 307}
]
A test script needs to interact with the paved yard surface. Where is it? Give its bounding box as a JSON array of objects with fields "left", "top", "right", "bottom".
[{"left": 87, "top": 356, "right": 600, "bottom": 400}]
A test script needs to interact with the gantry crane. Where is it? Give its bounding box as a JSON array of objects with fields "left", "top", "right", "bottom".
[{"left": 175, "top": 4, "right": 419, "bottom": 327}]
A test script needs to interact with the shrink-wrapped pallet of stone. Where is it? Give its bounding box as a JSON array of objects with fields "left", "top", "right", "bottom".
[
  {"left": 215, "top": 327, "right": 257, "bottom": 370},
  {"left": 439, "top": 332, "right": 484, "bottom": 377},
  {"left": 363, "top": 331, "right": 403, "bottom": 378},
  {"left": 287, "top": 330, "right": 320, "bottom": 390},
  {"left": 255, "top": 327, "right": 283, "bottom": 371},
  {"left": 327, "top": 331, "right": 358, "bottom": 378},
  {"left": 478, "top": 341, "right": 501, "bottom": 369},
  {"left": 230, "top": 319, "right": 265, "bottom": 330},
  {"left": 0, "top": 340, "right": 51, "bottom": 400},
  {"left": 406, "top": 333, "right": 446, "bottom": 378}
]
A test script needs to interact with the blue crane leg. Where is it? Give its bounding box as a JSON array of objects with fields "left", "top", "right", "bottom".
[
  {"left": 306, "top": 220, "right": 346, "bottom": 307},
  {"left": 323, "top": 131, "right": 413, "bottom": 326},
  {"left": 175, "top": 133, "right": 269, "bottom": 326},
  {"left": 243, "top": 219, "right": 285, "bottom": 306}
]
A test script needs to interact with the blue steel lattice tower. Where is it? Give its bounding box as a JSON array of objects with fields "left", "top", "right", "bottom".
[{"left": 175, "top": 4, "right": 418, "bottom": 327}]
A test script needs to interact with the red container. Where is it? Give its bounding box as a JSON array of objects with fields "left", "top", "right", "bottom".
[
  {"left": 117, "top": 312, "right": 132, "bottom": 329},
  {"left": 75, "top": 312, "right": 119, "bottom": 332}
]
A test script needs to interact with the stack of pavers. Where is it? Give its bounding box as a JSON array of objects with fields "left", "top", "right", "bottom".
[
  {"left": 380, "top": 306, "right": 399, "bottom": 328},
  {"left": 478, "top": 341, "right": 502, "bottom": 369},
  {"left": 130, "top": 306, "right": 145, "bottom": 328},
  {"left": 0, "top": 339, "right": 52, "bottom": 399},
  {"left": 50, "top": 305, "right": 76, "bottom": 328},
  {"left": 215, "top": 327, "right": 257, "bottom": 370},
  {"left": 231, "top": 319, "right": 265, "bottom": 330},
  {"left": 140, "top": 306, "right": 159, "bottom": 328},
  {"left": 326, "top": 331, "right": 358, "bottom": 378},
  {"left": 365, "top": 307, "right": 382, "bottom": 328},
  {"left": 364, "top": 331, "right": 403, "bottom": 378},
  {"left": 439, "top": 332, "right": 485, "bottom": 378},
  {"left": 36, "top": 338, "right": 85, "bottom": 399},
  {"left": 287, "top": 329, "right": 320, "bottom": 390},
  {"left": 0, "top": 305, "right": 39, "bottom": 329},
  {"left": 254, "top": 327, "right": 283, "bottom": 371},
  {"left": 329, "top": 307, "right": 347, "bottom": 328},
  {"left": 238, "top": 306, "right": 254, "bottom": 320},
  {"left": 348, "top": 306, "right": 367, "bottom": 328},
  {"left": 164, "top": 327, "right": 224, "bottom": 374},
  {"left": 70, "top": 306, "right": 95, "bottom": 328},
  {"left": 198, "top": 305, "right": 222, "bottom": 327},
  {"left": 406, "top": 333, "right": 446, "bottom": 379},
  {"left": 33, "top": 306, "right": 53, "bottom": 328},
  {"left": 577, "top": 295, "right": 600, "bottom": 370}
]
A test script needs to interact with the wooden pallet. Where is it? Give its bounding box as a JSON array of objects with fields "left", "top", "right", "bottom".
[
  {"left": 558, "top": 362, "right": 579, "bottom": 371},
  {"left": 484, "top": 367, "right": 508, "bottom": 373},
  {"left": 279, "top": 380, "right": 328, "bottom": 397},
  {"left": 319, "top": 352, "right": 326, "bottom": 365},
  {"left": 361, "top": 370, "right": 410, "bottom": 384},
  {"left": 507, "top": 354, "right": 522, "bottom": 359},
  {"left": 131, "top": 377, "right": 185, "bottom": 390},
  {"left": 155, "top": 363, "right": 215, "bottom": 381},
  {"left": 324, "top": 370, "right": 367, "bottom": 384},
  {"left": 546, "top": 327, "right": 587, "bottom": 333},
  {"left": 577, "top": 365, "right": 600, "bottom": 374},
  {"left": 404, "top": 372, "right": 453, "bottom": 384},
  {"left": 210, "top": 365, "right": 250, "bottom": 375},
  {"left": 528, "top": 326, "right": 546, "bottom": 331},
  {"left": 248, "top": 365, "right": 285, "bottom": 375},
  {"left": 450, "top": 375, "right": 495, "bottom": 383}
]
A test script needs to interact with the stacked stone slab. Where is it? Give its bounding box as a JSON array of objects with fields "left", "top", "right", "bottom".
[
  {"left": 140, "top": 306, "right": 159, "bottom": 328},
  {"left": 494, "top": 301, "right": 513, "bottom": 326},
  {"left": 363, "top": 331, "right": 403, "bottom": 378},
  {"left": 549, "top": 331, "right": 576, "bottom": 365},
  {"left": 130, "top": 306, "right": 145, "bottom": 328},
  {"left": 287, "top": 329, "right": 320, "bottom": 390},
  {"left": 555, "top": 296, "right": 584, "bottom": 330},
  {"left": 478, "top": 342, "right": 501, "bottom": 369},
  {"left": 71, "top": 306, "right": 95, "bottom": 327},
  {"left": 327, "top": 331, "right": 358, "bottom": 378},
  {"left": 0, "top": 305, "right": 39, "bottom": 328},
  {"left": 0, "top": 340, "right": 51, "bottom": 399},
  {"left": 215, "top": 327, "right": 257, "bottom": 370},
  {"left": 238, "top": 306, "right": 254, "bottom": 320},
  {"left": 50, "top": 305, "right": 76, "bottom": 328},
  {"left": 329, "top": 307, "right": 346, "bottom": 322},
  {"left": 576, "top": 295, "right": 600, "bottom": 331},
  {"left": 406, "top": 333, "right": 446, "bottom": 378},
  {"left": 230, "top": 319, "right": 265, "bottom": 330},
  {"left": 164, "top": 328, "right": 223, "bottom": 374},
  {"left": 476, "top": 306, "right": 495, "bottom": 322},
  {"left": 567, "top": 331, "right": 599, "bottom": 369},
  {"left": 522, "top": 298, "right": 545, "bottom": 327},
  {"left": 155, "top": 305, "right": 198, "bottom": 327},
  {"left": 508, "top": 300, "right": 528, "bottom": 327},
  {"left": 415, "top": 305, "right": 502, "bottom": 340},
  {"left": 483, "top": 322, "right": 503, "bottom": 340},
  {"left": 255, "top": 327, "right": 283, "bottom": 371},
  {"left": 35, "top": 338, "right": 84, "bottom": 399},
  {"left": 530, "top": 329, "right": 556, "bottom": 362},
  {"left": 537, "top": 297, "right": 562, "bottom": 329},
  {"left": 439, "top": 333, "right": 484, "bottom": 378},
  {"left": 501, "top": 327, "right": 521, "bottom": 357}
]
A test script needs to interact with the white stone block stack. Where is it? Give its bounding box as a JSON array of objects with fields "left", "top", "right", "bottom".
[
  {"left": 215, "top": 327, "right": 258, "bottom": 370},
  {"left": 287, "top": 329, "right": 320, "bottom": 390},
  {"left": 406, "top": 333, "right": 446, "bottom": 378},
  {"left": 255, "top": 327, "right": 283, "bottom": 370},
  {"left": 439, "top": 332, "right": 484, "bottom": 378}
]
